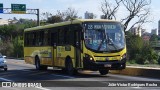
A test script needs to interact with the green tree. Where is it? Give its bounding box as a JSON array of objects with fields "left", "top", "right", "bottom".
[
  {"left": 0, "top": 18, "right": 36, "bottom": 58},
  {"left": 127, "top": 35, "right": 143, "bottom": 60},
  {"left": 126, "top": 33, "right": 158, "bottom": 64},
  {"left": 47, "top": 15, "right": 63, "bottom": 23},
  {"left": 150, "top": 34, "right": 159, "bottom": 41},
  {"left": 42, "top": 7, "right": 80, "bottom": 24}
]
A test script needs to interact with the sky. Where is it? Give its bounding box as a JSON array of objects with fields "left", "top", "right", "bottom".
[{"left": 0, "top": 0, "right": 160, "bottom": 32}]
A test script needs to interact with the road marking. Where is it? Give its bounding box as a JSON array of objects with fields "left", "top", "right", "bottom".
[
  {"left": 29, "top": 72, "right": 48, "bottom": 76},
  {"left": 20, "top": 69, "right": 33, "bottom": 71},
  {"left": 51, "top": 74, "right": 75, "bottom": 79},
  {"left": 0, "top": 78, "right": 12, "bottom": 81},
  {"left": 131, "top": 87, "right": 142, "bottom": 89},
  {"left": 35, "top": 87, "right": 51, "bottom": 90},
  {"left": 20, "top": 69, "right": 37, "bottom": 72},
  {"left": 0, "top": 74, "right": 17, "bottom": 78}
]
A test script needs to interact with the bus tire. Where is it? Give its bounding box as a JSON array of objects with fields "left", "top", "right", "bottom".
[
  {"left": 65, "top": 59, "right": 76, "bottom": 75},
  {"left": 35, "top": 57, "right": 47, "bottom": 70},
  {"left": 99, "top": 69, "right": 109, "bottom": 75},
  {"left": 35, "top": 57, "right": 41, "bottom": 70},
  {"left": 4, "top": 68, "right": 7, "bottom": 71}
]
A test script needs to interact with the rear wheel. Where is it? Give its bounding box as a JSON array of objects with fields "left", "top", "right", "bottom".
[
  {"left": 35, "top": 57, "right": 47, "bottom": 70},
  {"left": 65, "top": 59, "right": 77, "bottom": 75},
  {"left": 99, "top": 69, "right": 109, "bottom": 75}
]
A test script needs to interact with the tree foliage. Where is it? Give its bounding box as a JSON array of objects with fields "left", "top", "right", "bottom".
[
  {"left": 150, "top": 34, "right": 159, "bottom": 42},
  {"left": 42, "top": 7, "right": 80, "bottom": 24},
  {"left": 101, "top": 0, "right": 151, "bottom": 31},
  {"left": 126, "top": 33, "right": 158, "bottom": 64},
  {"left": 0, "top": 19, "right": 36, "bottom": 58}
]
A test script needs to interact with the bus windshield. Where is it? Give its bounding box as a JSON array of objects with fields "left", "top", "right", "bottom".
[{"left": 84, "top": 22, "right": 125, "bottom": 52}]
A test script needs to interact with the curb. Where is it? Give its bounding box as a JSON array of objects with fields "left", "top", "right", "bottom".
[{"left": 110, "top": 66, "right": 160, "bottom": 79}]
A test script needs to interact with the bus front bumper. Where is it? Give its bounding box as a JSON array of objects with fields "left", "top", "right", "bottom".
[{"left": 83, "top": 58, "right": 126, "bottom": 71}]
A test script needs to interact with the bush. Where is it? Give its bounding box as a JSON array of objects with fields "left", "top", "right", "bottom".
[
  {"left": 13, "top": 38, "right": 24, "bottom": 58},
  {"left": 0, "top": 41, "right": 14, "bottom": 57},
  {"left": 127, "top": 59, "right": 136, "bottom": 64},
  {"left": 0, "top": 38, "right": 23, "bottom": 58},
  {"left": 158, "top": 56, "right": 160, "bottom": 65},
  {"left": 135, "top": 45, "right": 158, "bottom": 64},
  {"left": 126, "top": 35, "right": 158, "bottom": 64}
]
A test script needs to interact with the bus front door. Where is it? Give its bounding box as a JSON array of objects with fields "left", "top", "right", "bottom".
[
  {"left": 75, "top": 30, "right": 82, "bottom": 68},
  {"left": 51, "top": 32, "right": 57, "bottom": 67}
]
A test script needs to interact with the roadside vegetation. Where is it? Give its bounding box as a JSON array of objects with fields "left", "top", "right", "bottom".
[
  {"left": 126, "top": 31, "right": 160, "bottom": 65},
  {"left": 0, "top": 19, "right": 37, "bottom": 58}
]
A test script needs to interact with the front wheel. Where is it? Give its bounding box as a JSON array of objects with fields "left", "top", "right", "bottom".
[
  {"left": 4, "top": 68, "right": 7, "bottom": 71},
  {"left": 99, "top": 69, "right": 109, "bottom": 75}
]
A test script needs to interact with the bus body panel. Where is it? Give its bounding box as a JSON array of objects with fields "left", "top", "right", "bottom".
[
  {"left": 24, "top": 46, "right": 53, "bottom": 66},
  {"left": 55, "top": 45, "right": 75, "bottom": 67}
]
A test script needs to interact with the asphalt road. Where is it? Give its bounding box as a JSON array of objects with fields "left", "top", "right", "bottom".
[{"left": 0, "top": 59, "right": 159, "bottom": 90}]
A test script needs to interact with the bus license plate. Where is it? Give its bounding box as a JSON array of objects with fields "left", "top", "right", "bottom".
[{"left": 104, "top": 64, "right": 111, "bottom": 67}]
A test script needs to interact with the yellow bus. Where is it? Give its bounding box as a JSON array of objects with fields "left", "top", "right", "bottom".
[{"left": 24, "top": 19, "right": 126, "bottom": 75}]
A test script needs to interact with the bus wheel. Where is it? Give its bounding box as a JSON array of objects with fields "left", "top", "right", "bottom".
[
  {"left": 99, "top": 69, "right": 109, "bottom": 75},
  {"left": 66, "top": 60, "right": 75, "bottom": 75},
  {"left": 35, "top": 57, "right": 48, "bottom": 70},
  {"left": 35, "top": 57, "right": 41, "bottom": 70},
  {"left": 4, "top": 68, "right": 7, "bottom": 71}
]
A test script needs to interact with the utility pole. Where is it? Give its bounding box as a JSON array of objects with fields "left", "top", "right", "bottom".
[{"left": 37, "top": 9, "right": 40, "bottom": 26}]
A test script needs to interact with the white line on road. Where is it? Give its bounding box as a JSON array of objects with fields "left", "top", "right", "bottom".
[
  {"left": 52, "top": 74, "right": 75, "bottom": 79},
  {"left": 0, "top": 78, "right": 12, "bottom": 81},
  {"left": 131, "top": 87, "right": 142, "bottom": 89},
  {"left": 35, "top": 87, "right": 51, "bottom": 90}
]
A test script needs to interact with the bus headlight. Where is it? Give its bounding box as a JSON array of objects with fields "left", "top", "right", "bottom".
[
  {"left": 85, "top": 54, "right": 94, "bottom": 61},
  {"left": 90, "top": 57, "right": 93, "bottom": 60},
  {"left": 4, "top": 60, "right": 7, "bottom": 63},
  {"left": 121, "top": 54, "right": 126, "bottom": 60}
]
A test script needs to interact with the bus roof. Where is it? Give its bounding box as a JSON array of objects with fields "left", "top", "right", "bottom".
[{"left": 24, "top": 19, "right": 119, "bottom": 32}]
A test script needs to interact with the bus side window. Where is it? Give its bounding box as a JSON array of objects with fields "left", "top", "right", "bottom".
[
  {"left": 50, "top": 27, "right": 58, "bottom": 46},
  {"left": 67, "top": 28, "right": 75, "bottom": 46},
  {"left": 24, "top": 33, "right": 28, "bottom": 46},
  {"left": 51, "top": 32, "right": 58, "bottom": 46},
  {"left": 47, "top": 30, "right": 51, "bottom": 45},
  {"left": 29, "top": 33, "right": 33, "bottom": 46},
  {"left": 35, "top": 32, "right": 39, "bottom": 46},
  {"left": 44, "top": 30, "right": 49, "bottom": 46},
  {"left": 39, "top": 31, "right": 44, "bottom": 46},
  {"left": 33, "top": 32, "right": 36, "bottom": 45},
  {"left": 58, "top": 28, "right": 65, "bottom": 45},
  {"left": 64, "top": 27, "right": 69, "bottom": 44}
]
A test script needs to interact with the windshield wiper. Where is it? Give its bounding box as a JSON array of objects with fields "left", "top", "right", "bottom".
[
  {"left": 97, "top": 30, "right": 118, "bottom": 51},
  {"left": 106, "top": 33, "right": 118, "bottom": 50}
]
